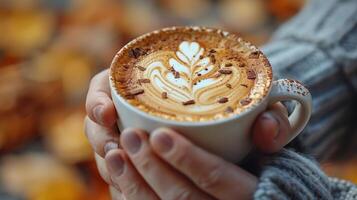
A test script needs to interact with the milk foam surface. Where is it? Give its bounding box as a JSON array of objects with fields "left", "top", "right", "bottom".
[{"left": 111, "top": 27, "right": 272, "bottom": 122}]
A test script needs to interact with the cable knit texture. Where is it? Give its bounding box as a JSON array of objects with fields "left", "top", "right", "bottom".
[
  {"left": 254, "top": 0, "right": 357, "bottom": 199},
  {"left": 262, "top": 0, "right": 357, "bottom": 159},
  {"left": 254, "top": 149, "right": 357, "bottom": 200}
]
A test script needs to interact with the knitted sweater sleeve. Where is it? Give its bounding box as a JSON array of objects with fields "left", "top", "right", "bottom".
[
  {"left": 262, "top": 0, "right": 357, "bottom": 159},
  {"left": 254, "top": 149, "right": 357, "bottom": 200}
]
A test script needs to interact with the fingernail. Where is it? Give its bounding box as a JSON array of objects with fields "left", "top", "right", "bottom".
[
  {"left": 94, "top": 105, "right": 104, "bottom": 123},
  {"left": 261, "top": 112, "right": 280, "bottom": 139},
  {"left": 107, "top": 153, "right": 125, "bottom": 177},
  {"left": 104, "top": 141, "right": 119, "bottom": 155},
  {"left": 122, "top": 130, "right": 141, "bottom": 154},
  {"left": 153, "top": 131, "right": 173, "bottom": 153}
]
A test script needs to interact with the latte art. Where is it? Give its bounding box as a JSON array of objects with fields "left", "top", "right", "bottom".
[
  {"left": 111, "top": 27, "right": 272, "bottom": 121},
  {"left": 142, "top": 41, "right": 235, "bottom": 102}
]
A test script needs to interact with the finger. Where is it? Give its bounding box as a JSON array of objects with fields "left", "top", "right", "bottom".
[
  {"left": 95, "top": 153, "right": 112, "bottom": 185},
  {"left": 84, "top": 116, "right": 120, "bottom": 157},
  {"left": 105, "top": 149, "right": 158, "bottom": 200},
  {"left": 121, "top": 128, "right": 213, "bottom": 200},
  {"left": 150, "top": 128, "right": 257, "bottom": 200},
  {"left": 86, "top": 69, "right": 117, "bottom": 127},
  {"left": 109, "top": 186, "right": 124, "bottom": 200},
  {"left": 252, "top": 103, "right": 291, "bottom": 153},
  {"left": 269, "top": 102, "right": 289, "bottom": 117}
]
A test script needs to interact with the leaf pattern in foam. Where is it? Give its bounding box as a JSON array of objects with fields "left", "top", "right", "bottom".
[
  {"left": 169, "top": 41, "right": 215, "bottom": 91},
  {"left": 142, "top": 41, "right": 234, "bottom": 103},
  {"left": 176, "top": 41, "right": 202, "bottom": 66}
]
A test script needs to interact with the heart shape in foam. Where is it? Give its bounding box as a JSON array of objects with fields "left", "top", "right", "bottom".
[{"left": 140, "top": 41, "right": 237, "bottom": 104}]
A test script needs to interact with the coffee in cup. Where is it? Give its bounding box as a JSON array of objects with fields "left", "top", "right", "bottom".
[{"left": 110, "top": 27, "right": 312, "bottom": 162}]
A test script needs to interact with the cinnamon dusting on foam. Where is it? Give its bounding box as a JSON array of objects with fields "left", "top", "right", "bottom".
[
  {"left": 111, "top": 27, "right": 272, "bottom": 122},
  {"left": 161, "top": 92, "right": 168, "bottom": 99}
]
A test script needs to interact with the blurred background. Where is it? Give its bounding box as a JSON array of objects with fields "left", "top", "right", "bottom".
[{"left": 0, "top": 0, "right": 356, "bottom": 199}]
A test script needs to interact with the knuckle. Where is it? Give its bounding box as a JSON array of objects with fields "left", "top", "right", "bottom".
[{"left": 196, "top": 164, "right": 222, "bottom": 190}]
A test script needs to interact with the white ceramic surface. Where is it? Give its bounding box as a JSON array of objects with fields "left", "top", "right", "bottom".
[{"left": 109, "top": 27, "right": 312, "bottom": 163}]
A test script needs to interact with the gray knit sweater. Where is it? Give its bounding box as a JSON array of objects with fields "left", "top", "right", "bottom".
[
  {"left": 254, "top": 0, "right": 357, "bottom": 199},
  {"left": 254, "top": 149, "right": 357, "bottom": 200},
  {"left": 263, "top": 0, "right": 357, "bottom": 158}
]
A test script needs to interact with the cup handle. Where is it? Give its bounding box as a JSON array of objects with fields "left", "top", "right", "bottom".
[{"left": 268, "top": 79, "right": 312, "bottom": 142}]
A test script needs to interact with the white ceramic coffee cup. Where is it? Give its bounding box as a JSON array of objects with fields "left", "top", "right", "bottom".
[{"left": 109, "top": 27, "right": 312, "bottom": 163}]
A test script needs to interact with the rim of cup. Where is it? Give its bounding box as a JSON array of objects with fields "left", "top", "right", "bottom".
[{"left": 109, "top": 26, "right": 273, "bottom": 126}]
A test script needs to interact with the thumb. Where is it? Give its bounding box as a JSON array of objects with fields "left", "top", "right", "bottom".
[
  {"left": 252, "top": 103, "right": 292, "bottom": 153},
  {"left": 86, "top": 69, "right": 117, "bottom": 127}
]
